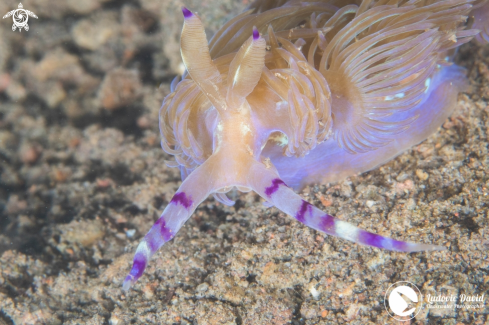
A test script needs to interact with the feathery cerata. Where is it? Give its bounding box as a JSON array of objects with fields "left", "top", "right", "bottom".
[{"left": 123, "top": 0, "right": 489, "bottom": 290}]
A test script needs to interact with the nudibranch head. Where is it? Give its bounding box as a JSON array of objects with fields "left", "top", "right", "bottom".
[{"left": 124, "top": 0, "right": 486, "bottom": 290}]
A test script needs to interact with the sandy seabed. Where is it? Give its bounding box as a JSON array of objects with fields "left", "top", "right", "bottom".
[{"left": 0, "top": 0, "right": 488, "bottom": 324}]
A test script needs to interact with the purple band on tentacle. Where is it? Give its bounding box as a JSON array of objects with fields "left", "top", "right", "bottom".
[
  {"left": 123, "top": 275, "right": 132, "bottom": 287},
  {"left": 128, "top": 253, "right": 146, "bottom": 280},
  {"left": 155, "top": 218, "right": 173, "bottom": 242},
  {"left": 391, "top": 239, "right": 408, "bottom": 251},
  {"left": 358, "top": 230, "right": 411, "bottom": 251},
  {"left": 171, "top": 192, "right": 193, "bottom": 209},
  {"left": 253, "top": 27, "right": 259, "bottom": 40},
  {"left": 296, "top": 200, "right": 312, "bottom": 223},
  {"left": 264, "top": 178, "right": 287, "bottom": 198},
  {"left": 358, "top": 232, "right": 386, "bottom": 249},
  {"left": 182, "top": 7, "right": 192, "bottom": 18},
  {"left": 146, "top": 236, "right": 159, "bottom": 253},
  {"left": 318, "top": 214, "right": 335, "bottom": 232}
]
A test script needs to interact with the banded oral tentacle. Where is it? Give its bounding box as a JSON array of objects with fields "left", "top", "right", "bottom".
[
  {"left": 250, "top": 162, "right": 446, "bottom": 253},
  {"left": 123, "top": 160, "right": 217, "bottom": 291}
]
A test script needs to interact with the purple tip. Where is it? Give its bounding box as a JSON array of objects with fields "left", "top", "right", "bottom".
[
  {"left": 182, "top": 7, "right": 192, "bottom": 18},
  {"left": 253, "top": 27, "right": 259, "bottom": 40},
  {"left": 122, "top": 254, "right": 147, "bottom": 291}
]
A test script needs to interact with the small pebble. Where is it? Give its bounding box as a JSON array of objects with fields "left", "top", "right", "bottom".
[
  {"left": 416, "top": 169, "right": 429, "bottom": 180},
  {"left": 126, "top": 229, "right": 136, "bottom": 238}
]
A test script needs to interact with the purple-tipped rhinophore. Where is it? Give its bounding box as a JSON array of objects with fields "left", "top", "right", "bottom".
[
  {"left": 253, "top": 26, "right": 259, "bottom": 40},
  {"left": 182, "top": 7, "right": 193, "bottom": 18}
]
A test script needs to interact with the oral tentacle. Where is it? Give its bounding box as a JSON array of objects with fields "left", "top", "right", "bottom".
[
  {"left": 123, "top": 159, "right": 219, "bottom": 291},
  {"left": 249, "top": 162, "right": 446, "bottom": 253}
]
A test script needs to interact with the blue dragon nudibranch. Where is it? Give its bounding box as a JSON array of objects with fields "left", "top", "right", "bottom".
[{"left": 123, "top": 0, "right": 489, "bottom": 290}]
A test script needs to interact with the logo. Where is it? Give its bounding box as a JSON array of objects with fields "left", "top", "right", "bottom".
[
  {"left": 3, "top": 3, "right": 38, "bottom": 32},
  {"left": 384, "top": 281, "right": 422, "bottom": 321}
]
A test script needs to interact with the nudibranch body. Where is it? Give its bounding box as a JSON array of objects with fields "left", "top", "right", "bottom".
[{"left": 123, "top": 0, "right": 488, "bottom": 290}]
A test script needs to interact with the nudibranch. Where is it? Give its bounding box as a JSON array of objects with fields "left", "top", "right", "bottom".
[{"left": 123, "top": 0, "right": 488, "bottom": 290}]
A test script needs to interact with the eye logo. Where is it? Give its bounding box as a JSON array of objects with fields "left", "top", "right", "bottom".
[{"left": 385, "top": 281, "right": 423, "bottom": 321}]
